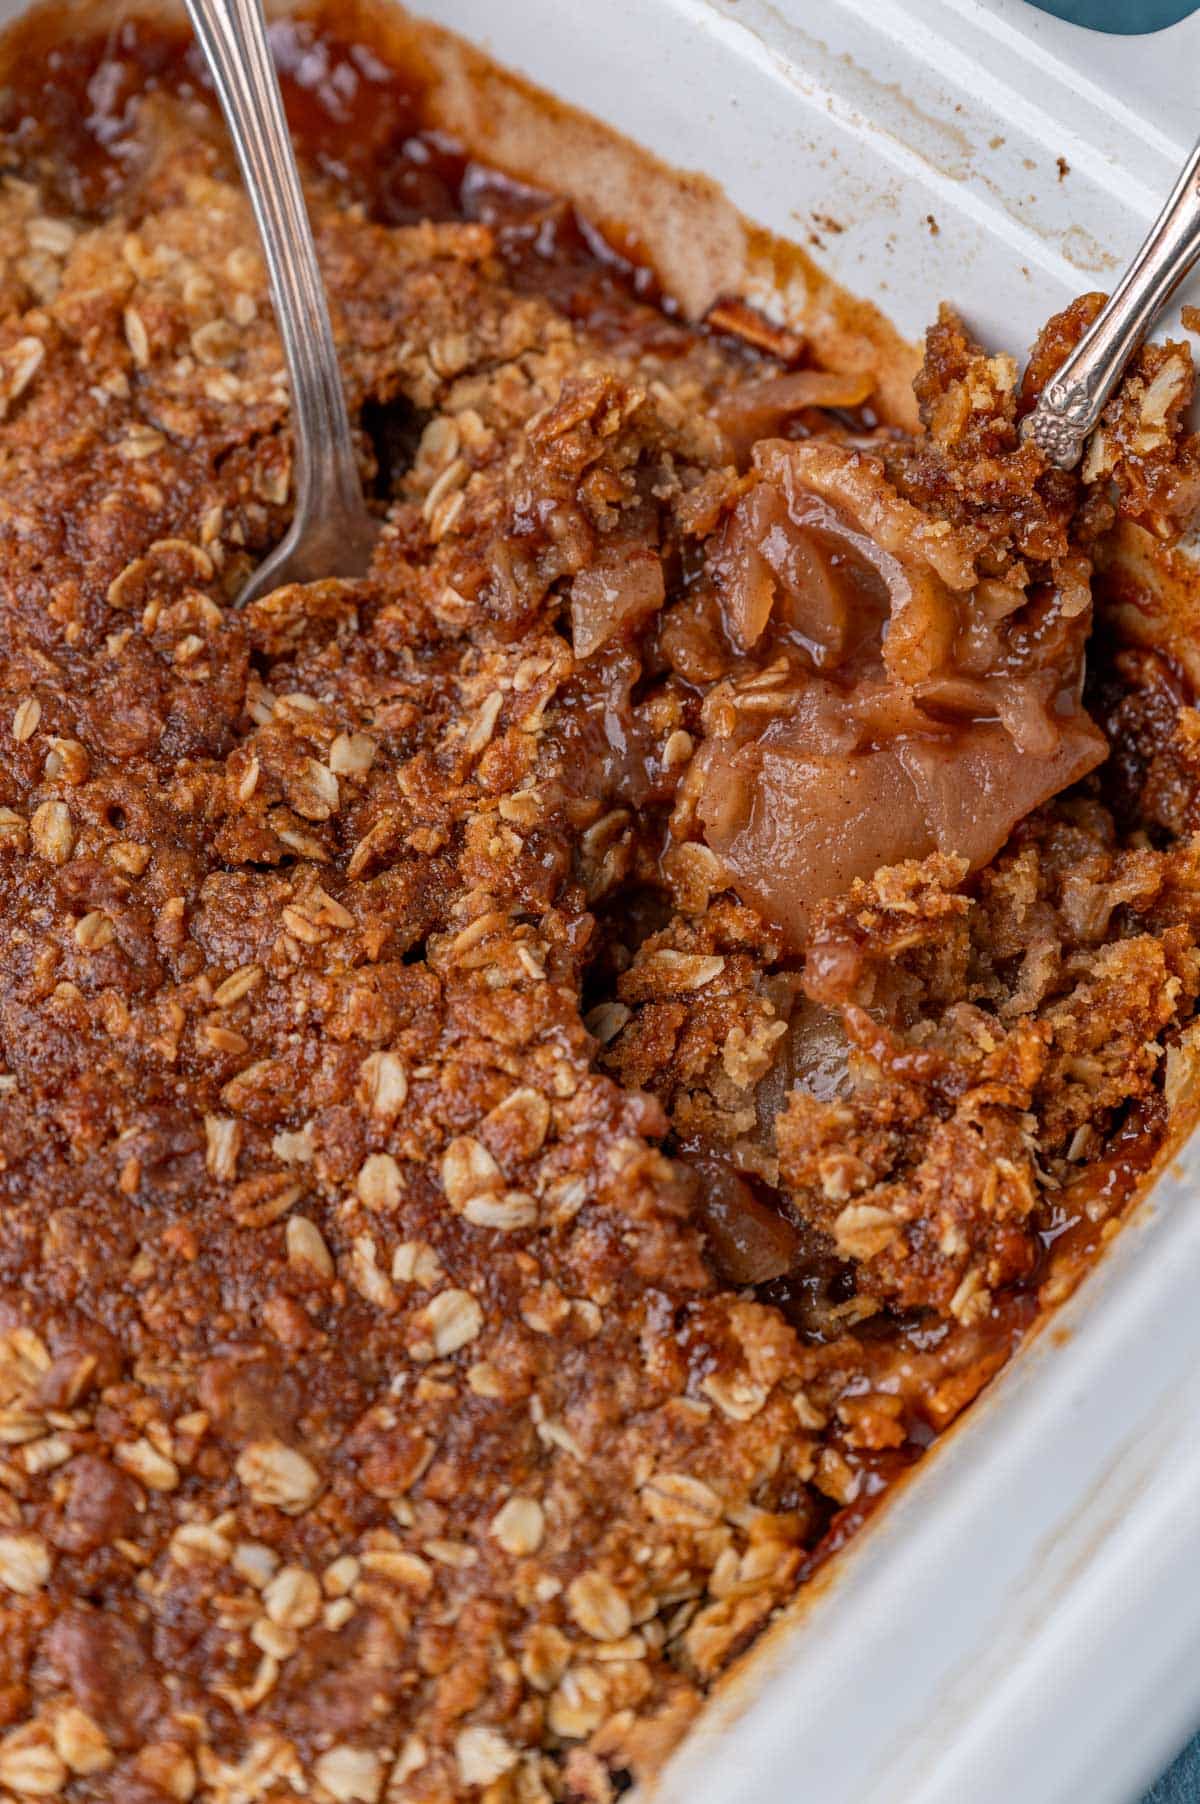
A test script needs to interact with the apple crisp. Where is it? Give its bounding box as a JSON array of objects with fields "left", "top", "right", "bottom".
[{"left": 0, "top": 11, "right": 1199, "bottom": 1803}]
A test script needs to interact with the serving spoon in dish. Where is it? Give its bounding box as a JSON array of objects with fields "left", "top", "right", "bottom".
[
  {"left": 183, "top": 0, "right": 380, "bottom": 605},
  {"left": 1023, "top": 136, "right": 1200, "bottom": 469}
]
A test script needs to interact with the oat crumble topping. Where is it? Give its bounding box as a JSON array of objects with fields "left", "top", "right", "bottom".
[{"left": 0, "top": 11, "right": 1198, "bottom": 1803}]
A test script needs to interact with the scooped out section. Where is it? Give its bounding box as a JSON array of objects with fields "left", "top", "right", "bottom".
[{"left": 685, "top": 440, "right": 1107, "bottom": 947}]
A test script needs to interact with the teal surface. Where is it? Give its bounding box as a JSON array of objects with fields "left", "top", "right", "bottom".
[
  {"left": 1027, "top": 0, "right": 1198, "bottom": 29},
  {"left": 1146, "top": 1740, "right": 1200, "bottom": 1802}
]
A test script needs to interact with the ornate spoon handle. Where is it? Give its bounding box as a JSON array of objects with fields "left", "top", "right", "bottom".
[
  {"left": 183, "top": 0, "right": 378, "bottom": 602},
  {"left": 1023, "top": 137, "right": 1200, "bottom": 470}
]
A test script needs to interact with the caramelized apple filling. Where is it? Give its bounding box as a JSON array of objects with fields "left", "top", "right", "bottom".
[
  {"left": 561, "top": 397, "right": 1112, "bottom": 957},
  {"left": 667, "top": 440, "right": 1104, "bottom": 950}
]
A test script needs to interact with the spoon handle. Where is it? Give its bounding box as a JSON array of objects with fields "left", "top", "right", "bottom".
[
  {"left": 1023, "top": 138, "right": 1200, "bottom": 470},
  {"left": 183, "top": 0, "right": 376, "bottom": 598}
]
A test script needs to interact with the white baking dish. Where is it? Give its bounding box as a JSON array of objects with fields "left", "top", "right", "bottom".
[
  {"left": 6, "top": 0, "right": 1200, "bottom": 1799},
  {"left": 392, "top": 4, "right": 1200, "bottom": 1802}
]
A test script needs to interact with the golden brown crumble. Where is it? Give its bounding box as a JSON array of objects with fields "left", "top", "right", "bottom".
[{"left": 0, "top": 12, "right": 1198, "bottom": 1804}]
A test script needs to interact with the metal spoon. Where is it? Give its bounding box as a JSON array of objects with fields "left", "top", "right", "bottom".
[
  {"left": 183, "top": 0, "right": 379, "bottom": 604},
  {"left": 1023, "top": 137, "right": 1200, "bottom": 469}
]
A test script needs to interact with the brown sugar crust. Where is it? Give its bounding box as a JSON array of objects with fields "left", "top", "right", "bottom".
[{"left": 0, "top": 12, "right": 1199, "bottom": 1804}]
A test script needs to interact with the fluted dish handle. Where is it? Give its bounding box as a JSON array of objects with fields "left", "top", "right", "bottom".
[
  {"left": 1023, "top": 138, "right": 1200, "bottom": 470},
  {"left": 183, "top": 0, "right": 378, "bottom": 602}
]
